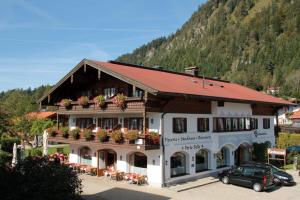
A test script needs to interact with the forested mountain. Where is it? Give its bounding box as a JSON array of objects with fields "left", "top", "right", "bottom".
[
  {"left": 117, "top": 0, "right": 300, "bottom": 98},
  {"left": 0, "top": 86, "right": 51, "bottom": 119}
]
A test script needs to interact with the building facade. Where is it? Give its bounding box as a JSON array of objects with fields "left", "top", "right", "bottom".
[{"left": 39, "top": 59, "right": 291, "bottom": 187}]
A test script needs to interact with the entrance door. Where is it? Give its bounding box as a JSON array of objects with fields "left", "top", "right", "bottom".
[
  {"left": 235, "top": 145, "right": 251, "bottom": 166},
  {"left": 97, "top": 149, "right": 116, "bottom": 176}
]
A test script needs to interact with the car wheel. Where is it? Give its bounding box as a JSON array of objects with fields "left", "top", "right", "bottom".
[
  {"left": 253, "top": 183, "right": 262, "bottom": 192},
  {"left": 222, "top": 176, "right": 229, "bottom": 184}
]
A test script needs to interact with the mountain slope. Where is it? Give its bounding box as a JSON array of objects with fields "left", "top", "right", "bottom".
[{"left": 117, "top": 0, "right": 300, "bottom": 98}]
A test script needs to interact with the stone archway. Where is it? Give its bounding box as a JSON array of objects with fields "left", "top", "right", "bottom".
[
  {"left": 97, "top": 149, "right": 117, "bottom": 176},
  {"left": 79, "top": 146, "right": 92, "bottom": 165},
  {"left": 234, "top": 142, "right": 252, "bottom": 166}
]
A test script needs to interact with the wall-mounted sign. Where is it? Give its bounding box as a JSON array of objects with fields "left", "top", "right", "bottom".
[
  {"left": 253, "top": 130, "right": 267, "bottom": 137},
  {"left": 181, "top": 144, "right": 206, "bottom": 151},
  {"left": 164, "top": 135, "right": 211, "bottom": 145},
  {"left": 267, "top": 148, "right": 286, "bottom": 156}
]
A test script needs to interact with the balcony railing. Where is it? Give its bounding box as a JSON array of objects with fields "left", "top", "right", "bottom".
[
  {"left": 56, "top": 97, "right": 145, "bottom": 114},
  {"left": 48, "top": 131, "right": 160, "bottom": 151}
]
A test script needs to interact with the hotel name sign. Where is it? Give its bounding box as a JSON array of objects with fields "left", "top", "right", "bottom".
[{"left": 164, "top": 135, "right": 211, "bottom": 146}]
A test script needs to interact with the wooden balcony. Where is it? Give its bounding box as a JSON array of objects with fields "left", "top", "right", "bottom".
[
  {"left": 48, "top": 133, "right": 160, "bottom": 151},
  {"left": 56, "top": 97, "right": 145, "bottom": 114}
]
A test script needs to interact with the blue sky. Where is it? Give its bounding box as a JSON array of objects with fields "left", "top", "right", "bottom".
[{"left": 0, "top": 0, "right": 205, "bottom": 92}]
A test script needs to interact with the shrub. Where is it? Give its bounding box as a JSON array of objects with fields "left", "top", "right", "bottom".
[
  {"left": 148, "top": 132, "right": 160, "bottom": 144},
  {"left": 60, "top": 127, "right": 69, "bottom": 138},
  {"left": 71, "top": 128, "right": 80, "bottom": 140},
  {"left": 252, "top": 142, "right": 271, "bottom": 162},
  {"left": 83, "top": 129, "right": 94, "bottom": 141},
  {"left": 0, "top": 137, "right": 20, "bottom": 153},
  {"left": 47, "top": 127, "right": 57, "bottom": 137},
  {"left": 112, "top": 130, "right": 123, "bottom": 143},
  {"left": 276, "top": 133, "right": 300, "bottom": 148},
  {"left": 77, "top": 96, "right": 89, "bottom": 106},
  {"left": 97, "top": 129, "right": 108, "bottom": 142},
  {"left": 0, "top": 150, "right": 12, "bottom": 167},
  {"left": 112, "top": 94, "right": 126, "bottom": 108},
  {"left": 31, "top": 148, "right": 43, "bottom": 157},
  {"left": 93, "top": 95, "right": 105, "bottom": 107},
  {"left": 127, "top": 130, "right": 138, "bottom": 142},
  {"left": 59, "top": 99, "right": 72, "bottom": 107},
  {"left": 0, "top": 156, "right": 82, "bottom": 200}
]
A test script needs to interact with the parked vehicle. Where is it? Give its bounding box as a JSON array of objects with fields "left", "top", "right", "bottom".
[
  {"left": 262, "top": 164, "right": 295, "bottom": 186},
  {"left": 219, "top": 163, "right": 274, "bottom": 192},
  {"left": 286, "top": 145, "right": 300, "bottom": 153}
]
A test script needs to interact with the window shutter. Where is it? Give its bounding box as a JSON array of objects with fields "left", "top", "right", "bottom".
[
  {"left": 76, "top": 118, "right": 80, "bottom": 128},
  {"left": 98, "top": 118, "right": 102, "bottom": 128},
  {"left": 145, "top": 118, "right": 149, "bottom": 129},
  {"left": 113, "top": 118, "right": 118, "bottom": 126},
  {"left": 206, "top": 118, "right": 209, "bottom": 131},
  {"left": 184, "top": 118, "right": 187, "bottom": 132}
]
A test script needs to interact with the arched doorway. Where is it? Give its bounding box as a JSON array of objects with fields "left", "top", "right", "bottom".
[
  {"left": 128, "top": 152, "right": 147, "bottom": 175},
  {"left": 235, "top": 143, "right": 252, "bottom": 165},
  {"left": 97, "top": 149, "right": 116, "bottom": 176},
  {"left": 80, "top": 146, "right": 92, "bottom": 165},
  {"left": 170, "top": 152, "right": 187, "bottom": 178},
  {"left": 216, "top": 146, "right": 230, "bottom": 168},
  {"left": 195, "top": 149, "right": 210, "bottom": 173}
]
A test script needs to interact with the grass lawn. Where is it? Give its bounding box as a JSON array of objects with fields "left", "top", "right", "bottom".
[{"left": 25, "top": 145, "right": 70, "bottom": 156}]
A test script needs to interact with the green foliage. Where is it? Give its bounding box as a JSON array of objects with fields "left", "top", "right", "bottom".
[
  {"left": 71, "top": 128, "right": 80, "bottom": 140},
  {"left": 0, "top": 156, "right": 82, "bottom": 200},
  {"left": 97, "top": 129, "right": 108, "bottom": 142},
  {"left": 30, "top": 148, "right": 43, "bottom": 157},
  {"left": 0, "top": 150, "right": 12, "bottom": 167},
  {"left": 77, "top": 96, "right": 89, "bottom": 106},
  {"left": 83, "top": 129, "right": 93, "bottom": 141},
  {"left": 60, "top": 127, "right": 69, "bottom": 138},
  {"left": 93, "top": 95, "right": 105, "bottom": 107},
  {"left": 0, "top": 136, "right": 20, "bottom": 153},
  {"left": 127, "top": 130, "right": 138, "bottom": 141},
  {"left": 252, "top": 141, "right": 271, "bottom": 162},
  {"left": 276, "top": 132, "right": 300, "bottom": 148},
  {"left": 0, "top": 106, "right": 10, "bottom": 136},
  {"left": 117, "top": 0, "right": 300, "bottom": 99},
  {"left": 112, "top": 130, "right": 123, "bottom": 143},
  {"left": 30, "top": 119, "right": 54, "bottom": 136},
  {"left": 148, "top": 131, "right": 160, "bottom": 144}
]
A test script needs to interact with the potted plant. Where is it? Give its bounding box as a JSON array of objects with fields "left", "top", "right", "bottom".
[
  {"left": 111, "top": 130, "right": 123, "bottom": 143},
  {"left": 97, "top": 129, "right": 108, "bottom": 142},
  {"left": 71, "top": 128, "right": 80, "bottom": 140},
  {"left": 59, "top": 99, "right": 72, "bottom": 107},
  {"left": 60, "top": 127, "right": 69, "bottom": 139},
  {"left": 47, "top": 127, "right": 57, "bottom": 137},
  {"left": 127, "top": 130, "right": 138, "bottom": 143},
  {"left": 78, "top": 96, "right": 89, "bottom": 106},
  {"left": 93, "top": 95, "right": 106, "bottom": 107},
  {"left": 83, "top": 129, "right": 94, "bottom": 141},
  {"left": 112, "top": 94, "right": 126, "bottom": 108},
  {"left": 148, "top": 132, "right": 160, "bottom": 145}
]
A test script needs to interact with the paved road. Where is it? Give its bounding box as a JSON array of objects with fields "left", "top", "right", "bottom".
[{"left": 82, "top": 170, "right": 300, "bottom": 200}]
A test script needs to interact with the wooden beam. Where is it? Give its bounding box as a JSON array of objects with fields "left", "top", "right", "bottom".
[
  {"left": 143, "top": 111, "right": 146, "bottom": 134},
  {"left": 84, "top": 63, "right": 87, "bottom": 73},
  {"left": 71, "top": 75, "right": 74, "bottom": 84},
  {"left": 133, "top": 85, "right": 136, "bottom": 97},
  {"left": 98, "top": 70, "right": 101, "bottom": 80},
  {"left": 47, "top": 95, "right": 51, "bottom": 103}
]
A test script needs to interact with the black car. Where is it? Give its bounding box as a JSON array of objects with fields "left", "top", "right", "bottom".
[
  {"left": 264, "top": 164, "right": 295, "bottom": 186},
  {"left": 219, "top": 164, "right": 274, "bottom": 192}
]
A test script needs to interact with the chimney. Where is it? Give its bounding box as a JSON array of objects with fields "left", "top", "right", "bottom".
[{"left": 185, "top": 66, "right": 199, "bottom": 76}]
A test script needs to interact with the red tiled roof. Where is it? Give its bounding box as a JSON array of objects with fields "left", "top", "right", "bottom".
[
  {"left": 26, "top": 112, "right": 56, "bottom": 119},
  {"left": 92, "top": 61, "right": 292, "bottom": 105},
  {"left": 291, "top": 110, "right": 300, "bottom": 119}
]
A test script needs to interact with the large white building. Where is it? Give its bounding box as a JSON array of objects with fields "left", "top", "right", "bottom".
[{"left": 39, "top": 59, "right": 291, "bottom": 187}]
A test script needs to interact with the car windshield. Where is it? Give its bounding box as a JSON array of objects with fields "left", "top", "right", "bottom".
[{"left": 271, "top": 165, "right": 280, "bottom": 173}]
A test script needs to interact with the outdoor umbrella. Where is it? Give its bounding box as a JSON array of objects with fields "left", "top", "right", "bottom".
[
  {"left": 43, "top": 130, "right": 48, "bottom": 156},
  {"left": 12, "top": 143, "right": 17, "bottom": 167}
]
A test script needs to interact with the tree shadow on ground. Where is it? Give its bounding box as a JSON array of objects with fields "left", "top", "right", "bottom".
[{"left": 82, "top": 187, "right": 170, "bottom": 200}]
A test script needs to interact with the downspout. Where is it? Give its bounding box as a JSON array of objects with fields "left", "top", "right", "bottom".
[{"left": 160, "top": 99, "right": 170, "bottom": 187}]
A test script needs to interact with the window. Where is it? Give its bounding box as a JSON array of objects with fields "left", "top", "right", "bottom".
[
  {"left": 239, "top": 118, "right": 245, "bottom": 130},
  {"left": 216, "top": 147, "right": 230, "bottom": 168},
  {"left": 245, "top": 118, "right": 251, "bottom": 130},
  {"left": 213, "top": 118, "right": 225, "bottom": 132},
  {"left": 80, "top": 147, "right": 92, "bottom": 165},
  {"left": 225, "top": 118, "right": 232, "bottom": 131},
  {"left": 129, "top": 152, "right": 147, "bottom": 175},
  {"left": 104, "top": 87, "right": 116, "bottom": 99},
  {"left": 171, "top": 152, "right": 187, "bottom": 177},
  {"left": 134, "top": 89, "right": 144, "bottom": 97},
  {"left": 232, "top": 118, "right": 239, "bottom": 131},
  {"left": 218, "top": 101, "right": 224, "bottom": 107},
  {"left": 99, "top": 118, "right": 118, "bottom": 130},
  {"left": 242, "top": 167, "right": 255, "bottom": 176},
  {"left": 263, "top": 118, "right": 270, "bottom": 129},
  {"left": 76, "top": 118, "right": 93, "bottom": 129},
  {"left": 173, "top": 118, "right": 187, "bottom": 133},
  {"left": 197, "top": 118, "right": 209, "bottom": 132},
  {"left": 251, "top": 118, "right": 258, "bottom": 129},
  {"left": 195, "top": 150, "right": 209, "bottom": 172},
  {"left": 129, "top": 118, "right": 143, "bottom": 131}
]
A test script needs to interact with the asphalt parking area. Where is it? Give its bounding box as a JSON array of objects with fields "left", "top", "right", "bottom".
[{"left": 82, "top": 170, "right": 300, "bottom": 200}]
